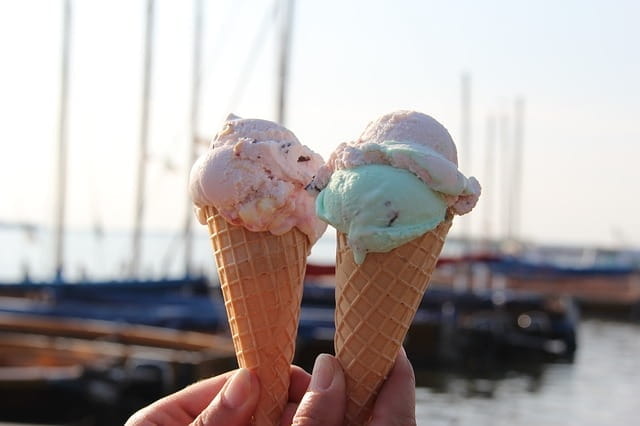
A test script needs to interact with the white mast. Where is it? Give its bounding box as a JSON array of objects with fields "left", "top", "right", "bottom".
[
  {"left": 484, "top": 115, "right": 496, "bottom": 248},
  {"left": 184, "top": 0, "right": 204, "bottom": 276},
  {"left": 499, "top": 112, "right": 511, "bottom": 242},
  {"left": 510, "top": 97, "right": 525, "bottom": 243},
  {"left": 276, "top": 0, "right": 295, "bottom": 125},
  {"left": 131, "top": 0, "right": 155, "bottom": 276},
  {"left": 459, "top": 72, "right": 471, "bottom": 250},
  {"left": 54, "top": 0, "right": 72, "bottom": 281}
]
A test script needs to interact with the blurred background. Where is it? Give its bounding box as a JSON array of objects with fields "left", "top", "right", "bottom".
[{"left": 0, "top": 0, "right": 639, "bottom": 425}]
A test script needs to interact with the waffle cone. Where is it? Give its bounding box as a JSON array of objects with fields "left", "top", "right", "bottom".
[
  {"left": 335, "top": 213, "right": 453, "bottom": 426},
  {"left": 204, "top": 206, "right": 309, "bottom": 426}
]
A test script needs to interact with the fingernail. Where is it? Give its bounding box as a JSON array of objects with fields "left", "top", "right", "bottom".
[
  {"left": 222, "top": 368, "right": 252, "bottom": 408},
  {"left": 399, "top": 347, "right": 410, "bottom": 365},
  {"left": 309, "top": 354, "right": 335, "bottom": 391}
]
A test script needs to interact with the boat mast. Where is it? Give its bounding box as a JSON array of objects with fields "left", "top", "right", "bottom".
[
  {"left": 499, "top": 112, "right": 511, "bottom": 242},
  {"left": 54, "top": 0, "right": 72, "bottom": 281},
  {"left": 459, "top": 72, "right": 471, "bottom": 251},
  {"left": 184, "top": 0, "right": 203, "bottom": 276},
  {"left": 276, "top": 0, "right": 294, "bottom": 125},
  {"left": 131, "top": 0, "right": 155, "bottom": 277},
  {"left": 484, "top": 115, "right": 496, "bottom": 249},
  {"left": 510, "top": 97, "right": 525, "bottom": 243}
]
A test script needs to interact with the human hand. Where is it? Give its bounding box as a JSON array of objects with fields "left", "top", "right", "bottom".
[
  {"left": 126, "top": 347, "right": 416, "bottom": 426},
  {"left": 125, "top": 365, "right": 311, "bottom": 426},
  {"left": 290, "top": 347, "right": 416, "bottom": 426}
]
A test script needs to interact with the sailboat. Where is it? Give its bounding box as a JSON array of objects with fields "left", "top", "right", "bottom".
[
  {"left": 0, "top": 3, "right": 237, "bottom": 423},
  {"left": 0, "top": 0, "right": 314, "bottom": 337},
  {"left": 430, "top": 95, "right": 640, "bottom": 317},
  {"left": 0, "top": 0, "right": 225, "bottom": 329},
  {"left": 0, "top": 6, "right": 588, "bottom": 414}
]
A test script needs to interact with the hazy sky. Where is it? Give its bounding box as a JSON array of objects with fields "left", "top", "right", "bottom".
[{"left": 1, "top": 0, "right": 639, "bottom": 249}]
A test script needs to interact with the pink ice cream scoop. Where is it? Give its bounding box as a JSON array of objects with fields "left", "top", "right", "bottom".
[
  {"left": 190, "top": 114, "right": 327, "bottom": 244},
  {"left": 311, "top": 110, "right": 481, "bottom": 215}
]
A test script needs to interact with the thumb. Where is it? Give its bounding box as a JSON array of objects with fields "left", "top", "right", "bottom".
[
  {"left": 191, "top": 368, "right": 259, "bottom": 426},
  {"left": 370, "top": 347, "right": 416, "bottom": 426},
  {"left": 291, "top": 354, "right": 346, "bottom": 426}
]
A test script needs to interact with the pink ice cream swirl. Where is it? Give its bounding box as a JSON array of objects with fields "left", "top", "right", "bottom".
[
  {"left": 310, "top": 110, "right": 481, "bottom": 216},
  {"left": 190, "top": 114, "right": 327, "bottom": 244}
]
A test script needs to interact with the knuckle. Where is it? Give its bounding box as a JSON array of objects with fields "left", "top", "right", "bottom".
[
  {"left": 291, "top": 414, "right": 326, "bottom": 426},
  {"left": 189, "top": 418, "right": 203, "bottom": 426},
  {"left": 371, "top": 413, "right": 416, "bottom": 426},
  {"left": 394, "top": 415, "right": 417, "bottom": 426},
  {"left": 291, "top": 392, "right": 333, "bottom": 426},
  {"left": 190, "top": 409, "right": 212, "bottom": 426}
]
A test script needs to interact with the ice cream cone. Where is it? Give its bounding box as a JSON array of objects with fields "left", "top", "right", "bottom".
[
  {"left": 334, "top": 212, "right": 453, "bottom": 426},
  {"left": 204, "top": 206, "right": 309, "bottom": 426}
]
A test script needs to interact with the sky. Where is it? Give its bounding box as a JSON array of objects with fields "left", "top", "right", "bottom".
[{"left": 1, "top": 0, "right": 639, "bottom": 251}]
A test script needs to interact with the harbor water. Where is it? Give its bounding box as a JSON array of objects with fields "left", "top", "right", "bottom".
[
  {"left": 415, "top": 319, "right": 640, "bottom": 425},
  {"left": 2, "top": 229, "right": 639, "bottom": 424}
]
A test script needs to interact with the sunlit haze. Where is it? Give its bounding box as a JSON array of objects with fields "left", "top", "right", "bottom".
[{"left": 1, "top": 0, "right": 639, "bottom": 249}]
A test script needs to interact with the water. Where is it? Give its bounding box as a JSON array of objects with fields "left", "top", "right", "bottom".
[
  {"left": 0, "top": 227, "right": 337, "bottom": 282},
  {"left": 3, "top": 228, "right": 639, "bottom": 423},
  {"left": 415, "top": 319, "right": 640, "bottom": 425}
]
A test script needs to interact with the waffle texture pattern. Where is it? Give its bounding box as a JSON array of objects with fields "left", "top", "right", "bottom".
[
  {"left": 205, "top": 206, "right": 308, "bottom": 426},
  {"left": 335, "top": 213, "right": 453, "bottom": 425}
]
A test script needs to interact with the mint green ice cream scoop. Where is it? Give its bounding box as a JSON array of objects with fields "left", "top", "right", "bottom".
[{"left": 316, "top": 164, "right": 447, "bottom": 264}]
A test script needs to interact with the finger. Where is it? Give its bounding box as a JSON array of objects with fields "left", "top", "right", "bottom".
[
  {"left": 280, "top": 402, "right": 299, "bottom": 426},
  {"left": 126, "top": 370, "right": 236, "bottom": 425},
  {"left": 290, "top": 354, "right": 346, "bottom": 426},
  {"left": 191, "top": 368, "right": 259, "bottom": 426},
  {"left": 281, "top": 366, "right": 312, "bottom": 425},
  {"left": 370, "top": 347, "right": 416, "bottom": 426},
  {"left": 166, "top": 370, "right": 236, "bottom": 417},
  {"left": 289, "top": 365, "right": 312, "bottom": 402}
]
